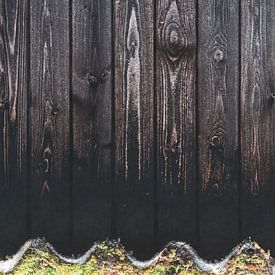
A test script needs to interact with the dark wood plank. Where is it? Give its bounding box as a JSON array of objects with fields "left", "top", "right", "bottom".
[
  {"left": 0, "top": 0, "right": 29, "bottom": 256},
  {"left": 30, "top": 0, "right": 71, "bottom": 254},
  {"left": 241, "top": 0, "right": 275, "bottom": 254},
  {"left": 114, "top": 0, "right": 155, "bottom": 259},
  {"left": 197, "top": 0, "right": 240, "bottom": 259},
  {"left": 156, "top": 0, "right": 197, "bottom": 251},
  {"left": 72, "top": 0, "right": 112, "bottom": 253}
]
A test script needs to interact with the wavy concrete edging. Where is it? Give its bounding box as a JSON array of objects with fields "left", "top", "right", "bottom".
[{"left": 0, "top": 238, "right": 273, "bottom": 274}]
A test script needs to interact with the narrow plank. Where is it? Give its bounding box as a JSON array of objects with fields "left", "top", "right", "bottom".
[
  {"left": 156, "top": 0, "right": 197, "bottom": 251},
  {"left": 241, "top": 0, "right": 275, "bottom": 254},
  {"left": 72, "top": 0, "right": 112, "bottom": 253},
  {"left": 0, "top": 0, "right": 29, "bottom": 256},
  {"left": 114, "top": 0, "right": 155, "bottom": 258},
  {"left": 197, "top": 0, "right": 240, "bottom": 259},
  {"left": 30, "top": 0, "right": 71, "bottom": 254}
]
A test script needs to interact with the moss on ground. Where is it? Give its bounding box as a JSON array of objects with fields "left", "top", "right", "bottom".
[
  {"left": 224, "top": 242, "right": 272, "bottom": 274},
  {"left": 2, "top": 240, "right": 273, "bottom": 274}
]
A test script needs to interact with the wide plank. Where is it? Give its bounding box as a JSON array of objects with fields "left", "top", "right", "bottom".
[
  {"left": 71, "top": 0, "right": 112, "bottom": 253},
  {"left": 197, "top": 0, "right": 240, "bottom": 259},
  {"left": 30, "top": 0, "right": 71, "bottom": 254},
  {"left": 241, "top": 0, "right": 275, "bottom": 254},
  {"left": 156, "top": 0, "right": 197, "bottom": 252},
  {"left": 0, "top": 0, "right": 29, "bottom": 256},
  {"left": 114, "top": 0, "right": 155, "bottom": 259}
]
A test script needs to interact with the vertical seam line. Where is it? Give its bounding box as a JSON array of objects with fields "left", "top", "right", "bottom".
[
  {"left": 111, "top": 0, "right": 116, "bottom": 239},
  {"left": 238, "top": 0, "right": 243, "bottom": 243},
  {"left": 195, "top": 0, "right": 200, "bottom": 251},
  {"left": 153, "top": 0, "right": 158, "bottom": 251},
  {"left": 69, "top": 0, "right": 74, "bottom": 253},
  {"left": 26, "top": 0, "right": 32, "bottom": 240}
]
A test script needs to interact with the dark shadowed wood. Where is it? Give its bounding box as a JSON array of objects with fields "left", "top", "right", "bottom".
[
  {"left": 30, "top": 0, "right": 71, "bottom": 254},
  {"left": 241, "top": 0, "right": 275, "bottom": 254},
  {"left": 114, "top": 0, "right": 155, "bottom": 259},
  {"left": 1, "top": 0, "right": 275, "bottom": 259},
  {"left": 72, "top": 0, "right": 112, "bottom": 253},
  {"left": 156, "top": 0, "right": 197, "bottom": 252},
  {"left": 197, "top": 0, "right": 240, "bottom": 259},
  {"left": 0, "top": 0, "right": 29, "bottom": 256}
]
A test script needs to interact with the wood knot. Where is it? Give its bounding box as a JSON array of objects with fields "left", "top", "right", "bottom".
[
  {"left": 213, "top": 48, "right": 224, "bottom": 63},
  {"left": 100, "top": 70, "right": 109, "bottom": 81},
  {"left": 270, "top": 90, "right": 275, "bottom": 99},
  {"left": 170, "top": 30, "right": 179, "bottom": 45},
  {"left": 209, "top": 135, "right": 223, "bottom": 148},
  {"left": 87, "top": 73, "right": 98, "bottom": 87},
  {"left": 208, "top": 33, "right": 227, "bottom": 67},
  {"left": 165, "top": 24, "right": 186, "bottom": 57},
  {"left": 83, "top": 4, "right": 89, "bottom": 10},
  {"left": 159, "top": 1, "right": 193, "bottom": 59},
  {"left": 161, "top": 17, "right": 186, "bottom": 58},
  {"left": 51, "top": 107, "right": 59, "bottom": 116}
]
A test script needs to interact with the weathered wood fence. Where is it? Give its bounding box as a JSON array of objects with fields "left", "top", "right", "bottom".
[{"left": 0, "top": 0, "right": 274, "bottom": 260}]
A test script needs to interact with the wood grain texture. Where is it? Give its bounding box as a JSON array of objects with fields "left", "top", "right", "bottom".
[
  {"left": 30, "top": 0, "right": 71, "bottom": 254},
  {"left": 241, "top": 0, "right": 275, "bottom": 254},
  {"left": 0, "top": 0, "right": 29, "bottom": 256},
  {"left": 197, "top": 0, "right": 240, "bottom": 259},
  {"left": 72, "top": 0, "right": 112, "bottom": 253},
  {"left": 156, "top": 0, "right": 197, "bottom": 251},
  {"left": 114, "top": 0, "right": 155, "bottom": 258}
]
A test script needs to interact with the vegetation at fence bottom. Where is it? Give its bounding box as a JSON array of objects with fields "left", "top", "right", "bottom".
[{"left": 3, "top": 239, "right": 273, "bottom": 274}]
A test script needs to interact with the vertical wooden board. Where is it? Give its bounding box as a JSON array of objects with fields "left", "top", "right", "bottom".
[
  {"left": 197, "top": 0, "right": 240, "bottom": 259},
  {"left": 241, "top": 0, "right": 275, "bottom": 254},
  {"left": 30, "top": 0, "right": 71, "bottom": 254},
  {"left": 156, "top": 0, "right": 197, "bottom": 251},
  {"left": 72, "top": 0, "right": 112, "bottom": 253},
  {"left": 0, "top": 0, "right": 29, "bottom": 256},
  {"left": 114, "top": 0, "right": 155, "bottom": 258}
]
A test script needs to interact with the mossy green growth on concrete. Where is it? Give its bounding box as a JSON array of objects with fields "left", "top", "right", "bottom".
[
  {"left": 3, "top": 240, "right": 205, "bottom": 274},
  {"left": 1, "top": 239, "right": 273, "bottom": 274},
  {"left": 223, "top": 242, "right": 272, "bottom": 274}
]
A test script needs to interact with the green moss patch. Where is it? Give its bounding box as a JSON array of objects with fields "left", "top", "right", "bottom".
[
  {"left": 223, "top": 242, "right": 272, "bottom": 274},
  {"left": 1, "top": 239, "right": 273, "bottom": 274}
]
